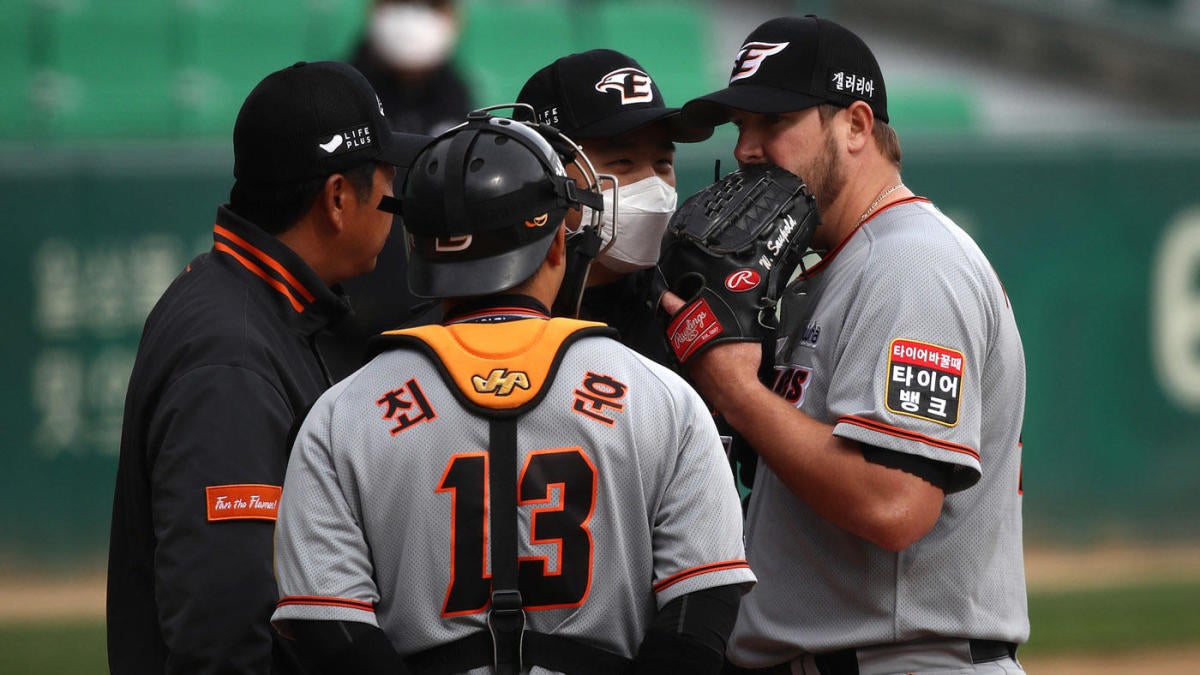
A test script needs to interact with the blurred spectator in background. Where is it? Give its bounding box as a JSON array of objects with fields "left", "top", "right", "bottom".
[
  {"left": 349, "top": 0, "right": 473, "bottom": 136},
  {"left": 322, "top": 0, "right": 476, "bottom": 379}
]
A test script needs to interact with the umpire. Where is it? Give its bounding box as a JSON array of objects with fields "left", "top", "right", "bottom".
[{"left": 106, "top": 62, "right": 429, "bottom": 674}]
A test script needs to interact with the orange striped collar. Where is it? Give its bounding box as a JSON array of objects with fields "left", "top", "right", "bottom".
[{"left": 212, "top": 223, "right": 320, "bottom": 314}]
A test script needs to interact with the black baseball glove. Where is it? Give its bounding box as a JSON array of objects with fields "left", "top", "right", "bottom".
[{"left": 655, "top": 163, "right": 820, "bottom": 364}]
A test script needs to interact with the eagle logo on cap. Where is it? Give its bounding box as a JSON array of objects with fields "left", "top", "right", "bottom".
[
  {"left": 730, "top": 41, "right": 789, "bottom": 83},
  {"left": 595, "top": 68, "right": 655, "bottom": 105}
]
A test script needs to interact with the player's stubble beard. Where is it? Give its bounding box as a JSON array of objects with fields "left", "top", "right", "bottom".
[{"left": 804, "top": 124, "right": 846, "bottom": 219}]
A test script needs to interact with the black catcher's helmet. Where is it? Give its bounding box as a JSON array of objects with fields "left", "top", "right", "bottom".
[{"left": 400, "top": 110, "right": 603, "bottom": 299}]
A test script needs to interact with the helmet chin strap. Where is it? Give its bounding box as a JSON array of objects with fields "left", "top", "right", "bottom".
[
  {"left": 552, "top": 225, "right": 603, "bottom": 318},
  {"left": 500, "top": 103, "right": 612, "bottom": 319},
  {"left": 550, "top": 168, "right": 613, "bottom": 318}
]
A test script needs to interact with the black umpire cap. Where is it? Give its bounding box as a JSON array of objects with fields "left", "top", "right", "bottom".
[{"left": 234, "top": 61, "right": 433, "bottom": 186}]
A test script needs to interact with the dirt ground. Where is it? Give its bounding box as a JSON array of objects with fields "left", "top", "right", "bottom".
[
  {"left": 1019, "top": 646, "right": 1200, "bottom": 674},
  {"left": 1022, "top": 543, "right": 1200, "bottom": 591},
  {"left": 4, "top": 544, "right": 1199, "bottom": 672}
]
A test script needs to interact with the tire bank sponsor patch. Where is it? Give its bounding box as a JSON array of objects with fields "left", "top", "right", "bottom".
[{"left": 885, "top": 339, "right": 963, "bottom": 426}]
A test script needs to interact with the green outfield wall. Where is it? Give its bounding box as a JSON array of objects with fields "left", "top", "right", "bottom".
[{"left": 2, "top": 130, "right": 1198, "bottom": 568}]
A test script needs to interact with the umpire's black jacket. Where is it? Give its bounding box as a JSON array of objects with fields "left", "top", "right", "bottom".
[{"left": 107, "top": 206, "right": 349, "bottom": 674}]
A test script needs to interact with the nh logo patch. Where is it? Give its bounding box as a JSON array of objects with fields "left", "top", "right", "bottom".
[
  {"left": 730, "top": 41, "right": 789, "bottom": 83},
  {"left": 595, "top": 67, "right": 655, "bottom": 104},
  {"left": 472, "top": 369, "right": 531, "bottom": 397}
]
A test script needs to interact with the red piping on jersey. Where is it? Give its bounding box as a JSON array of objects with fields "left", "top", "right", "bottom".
[
  {"left": 838, "top": 415, "right": 980, "bottom": 461},
  {"left": 803, "top": 196, "right": 930, "bottom": 277},
  {"left": 1018, "top": 440, "right": 1024, "bottom": 495},
  {"left": 276, "top": 595, "right": 376, "bottom": 613},
  {"left": 214, "top": 242, "right": 307, "bottom": 313},
  {"left": 652, "top": 560, "right": 751, "bottom": 593}
]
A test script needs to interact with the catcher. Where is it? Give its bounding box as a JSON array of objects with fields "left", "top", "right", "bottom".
[
  {"left": 658, "top": 15, "right": 1028, "bottom": 674},
  {"left": 270, "top": 111, "right": 755, "bottom": 675}
]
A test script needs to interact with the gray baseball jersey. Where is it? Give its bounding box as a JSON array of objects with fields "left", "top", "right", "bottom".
[
  {"left": 272, "top": 316, "right": 755, "bottom": 672},
  {"left": 728, "top": 198, "right": 1028, "bottom": 666}
]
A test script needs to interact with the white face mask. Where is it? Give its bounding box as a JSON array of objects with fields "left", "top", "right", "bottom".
[
  {"left": 581, "top": 175, "right": 677, "bottom": 274},
  {"left": 369, "top": 3, "right": 457, "bottom": 71}
]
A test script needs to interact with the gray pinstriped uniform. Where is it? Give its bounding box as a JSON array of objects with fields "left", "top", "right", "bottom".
[{"left": 728, "top": 199, "right": 1028, "bottom": 669}]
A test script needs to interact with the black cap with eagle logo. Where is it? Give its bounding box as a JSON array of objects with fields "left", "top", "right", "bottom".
[
  {"left": 682, "top": 15, "right": 888, "bottom": 126},
  {"left": 517, "top": 49, "right": 712, "bottom": 142}
]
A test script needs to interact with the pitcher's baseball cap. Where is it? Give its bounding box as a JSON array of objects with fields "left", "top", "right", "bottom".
[
  {"left": 518, "top": 49, "right": 713, "bottom": 143},
  {"left": 683, "top": 16, "right": 888, "bottom": 126},
  {"left": 233, "top": 61, "right": 432, "bottom": 186}
]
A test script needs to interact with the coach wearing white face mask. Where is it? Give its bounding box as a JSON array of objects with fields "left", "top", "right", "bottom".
[{"left": 518, "top": 49, "right": 714, "bottom": 364}]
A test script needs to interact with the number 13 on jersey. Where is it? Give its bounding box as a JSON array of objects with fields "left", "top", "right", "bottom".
[{"left": 436, "top": 447, "right": 597, "bottom": 616}]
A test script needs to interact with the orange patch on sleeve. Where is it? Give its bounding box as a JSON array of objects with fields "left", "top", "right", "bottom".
[{"left": 206, "top": 484, "right": 282, "bottom": 522}]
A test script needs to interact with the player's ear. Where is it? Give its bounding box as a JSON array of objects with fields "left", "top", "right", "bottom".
[
  {"left": 845, "top": 101, "right": 874, "bottom": 154},
  {"left": 320, "top": 173, "right": 350, "bottom": 234},
  {"left": 546, "top": 223, "right": 567, "bottom": 267}
]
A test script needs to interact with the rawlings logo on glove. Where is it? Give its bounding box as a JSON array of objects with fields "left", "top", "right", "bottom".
[
  {"left": 656, "top": 164, "right": 820, "bottom": 364},
  {"left": 667, "top": 299, "right": 722, "bottom": 361}
]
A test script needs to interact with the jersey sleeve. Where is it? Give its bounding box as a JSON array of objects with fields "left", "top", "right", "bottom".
[
  {"left": 147, "top": 365, "right": 292, "bottom": 673},
  {"left": 647, "top": 367, "right": 756, "bottom": 606},
  {"left": 271, "top": 383, "right": 382, "bottom": 632},
  {"left": 826, "top": 226, "right": 989, "bottom": 491}
]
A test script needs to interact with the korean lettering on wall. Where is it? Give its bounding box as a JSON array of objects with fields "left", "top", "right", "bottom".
[{"left": 30, "top": 235, "right": 198, "bottom": 457}]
